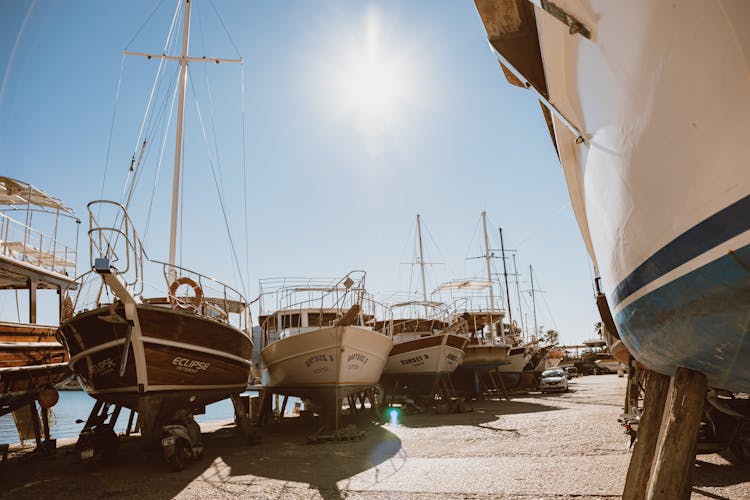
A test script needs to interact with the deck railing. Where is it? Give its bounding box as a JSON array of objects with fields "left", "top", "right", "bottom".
[{"left": 0, "top": 211, "right": 78, "bottom": 277}]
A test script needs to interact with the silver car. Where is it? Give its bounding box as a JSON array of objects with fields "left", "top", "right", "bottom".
[{"left": 540, "top": 368, "right": 569, "bottom": 394}]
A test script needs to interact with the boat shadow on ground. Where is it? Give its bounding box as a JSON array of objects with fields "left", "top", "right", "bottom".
[
  {"left": 0, "top": 415, "right": 402, "bottom": 500},
  {"left": 203, "top": 415, "right": 405, "bottom": 499},
  {"left": 692, "top": 457, "right": 750, "bottom": 490},
  {"left": 391, "top": 397, "right": 563, "bottom": 430}
]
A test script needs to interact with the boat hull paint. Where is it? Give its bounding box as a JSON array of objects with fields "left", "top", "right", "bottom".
[
  {"left": 616, "top": 242, "right": 750, "bottom": 392},
  {"left": 497, "top": 346, "right": 531, "bottom": 374},
  {"left": 380, "top": 334, "right": 467, "bottom": 395},
  {"left": 451, "top": 343, "right": 510, "bottom": 397},
  {"left": 507, "top": 0, "right": 750, "bottom": 390},
  {"left": 460, "top": 343, "right": 510, "bottom": 368},
  {"left": 58, "top": 303, "right": 252, "bottom": 437},
  {"left": 261, "top": 325, "right": 392, "bottom": 407}
]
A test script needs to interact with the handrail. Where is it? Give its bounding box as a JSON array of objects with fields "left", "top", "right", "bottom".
[{"left": 0, "top": 211, "right": 77, "bottom": 275}]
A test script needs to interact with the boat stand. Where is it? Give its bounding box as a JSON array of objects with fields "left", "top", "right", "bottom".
[
  {"left": 230, "top": 393, "right": 260, "bottom": 444},
  {"left": 382, "top": 375, "right": 466, "bottom": 414},
  {"left": 622, "top": 367, "right": 706, "bottom": 499}
]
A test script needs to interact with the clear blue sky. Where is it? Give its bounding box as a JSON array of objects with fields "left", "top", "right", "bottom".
[{"left": 0, "top": 0, "right": 599, "bottom": 344}]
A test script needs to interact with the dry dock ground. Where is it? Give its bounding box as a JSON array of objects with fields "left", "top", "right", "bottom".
[{"left": 1, "top": 374, "right": 748, "bottom": 499}]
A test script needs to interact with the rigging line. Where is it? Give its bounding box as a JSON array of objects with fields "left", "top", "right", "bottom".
[
  {"left": 534, "top": 273, "right": 559, "bottom": 332},
  {"left": 143, "top": 70, "right": 180, "bottom": 246},
  {"left": 128, "top": 64, "right": 180, "bottom": 203},
  {"left": 187, "top": 70, "right": 247, "bottom": 296},
  {"left": 126, "top": 0, "right": 181, "bottom": 174},
  {"left": 99, "top": 52, "right": 127, "bottom": 203},
  {"left": 422, "top": 219, "right": 452, "bottom": 281},
  {"left": 121, "top": 45, "right": 171, "bottom": 208},
  {"left": 123, "top": 0, "right": 168, "bottom": 50},
  {"left": 208, "top": 0, "right": 243, "bottom": 58},
  {"left": 241, "top": 65, "right": 250, "bottom": 293}
]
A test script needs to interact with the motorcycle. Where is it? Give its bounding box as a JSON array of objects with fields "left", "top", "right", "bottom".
[{"left": 161, "top": 409, "right": 204, "bottom": 471}]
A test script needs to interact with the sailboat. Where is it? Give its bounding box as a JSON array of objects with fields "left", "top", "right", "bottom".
[
  {"left": 57, "top": 0, "right": 253, "bottom": 443},
  {"left": 258, "top": 271, "right": 393, "bottom": 416},
  {"left": 441, "top": 212, "right": 511, "bottom": 397},
  {"left": 378, "top": 215, "right": 468, "bottom": 397},
  {"left": 0, "top": 178, "right": 77, "bottom": 441},
  {"left": 474, "top": 1, "right": 750, "bottom": 392},
  {"left": 493, "top": 227, "right": 532, "bottom": 387}
]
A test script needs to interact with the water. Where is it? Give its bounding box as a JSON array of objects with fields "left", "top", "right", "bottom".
[{"left": 0, "top": 390, "right": 240, "bottom": 445}]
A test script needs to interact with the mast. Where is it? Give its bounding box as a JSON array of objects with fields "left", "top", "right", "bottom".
[
  {"left": 530, "top": 264, "right": 539, "bottom": 340},
  {"left": 498, "top": 227, "right": 513, "bottom": 342},
  {"left": 168, "top": 0, "right": 192, "bottom": 276},
  {"left": 416, "top": 214, "right": 429, "bottom": 316},
  {"left": 481, "top": 211, "right": 497, "bottom": 343},
  {"left": 512, "top": 254, "right": 526, "bottom": 341},
  {"left": 121, "top": 0, "right": 241, "bottom": 281}
]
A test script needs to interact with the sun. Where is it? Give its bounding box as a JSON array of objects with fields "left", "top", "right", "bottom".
[{"left": 330, "top": 8, "right": 415, "bottom": 138}]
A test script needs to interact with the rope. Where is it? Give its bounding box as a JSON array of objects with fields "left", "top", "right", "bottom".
[
  {"left": 241, "top": 65, "right": 250, "bottom": 298},
  {"left": 208, "top": 0, "right": 243, "bottom": 58},
  {"left": 123, "top": 0, "right": 168, "bottom": 50},
  {"left": 143, "top": 69, "right": 180, "bottom": 245},
  {"left": 98, "top": 53, "right": 127, "bottom": 203},
  {"left": 187, "top": 68, "right": 247, "bottom": 295}
]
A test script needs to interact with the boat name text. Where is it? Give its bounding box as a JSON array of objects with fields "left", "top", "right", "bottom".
[
  {"left": 305, "top": 354, "right": 334, "bottom": 367},
  {"left": 347, "top": 353, "right": 368, "bottom": 365},
  {"left": 173, "top": 357, "right": 211, "bottom": 374}
]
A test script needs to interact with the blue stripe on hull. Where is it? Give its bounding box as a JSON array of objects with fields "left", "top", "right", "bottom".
[{"left": 615, "top": 243, "right": 750, "bottom": 392}]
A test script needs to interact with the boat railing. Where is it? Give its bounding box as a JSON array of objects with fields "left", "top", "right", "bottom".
[
  {"left": 66, "top": 263, "right": 251, "bottom": 333},
  {"left": 258, "top": 271, "right": 394, "bottom": 342},
  {"left": 259, "top": 270, "right": 368, "bottom": 314},
  {"left": 86, "top": 200, "right": 146, "bottom": 294},
  {"left": 0, "top": 211, "right": 78, "bottom": 277},
  {"left": 155, "top": 260, "right": 251, "bottom": 331}
]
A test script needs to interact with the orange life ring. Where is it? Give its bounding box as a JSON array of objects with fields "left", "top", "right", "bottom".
[{"left": 168, "top": 277, "right": 203, "bottom": 312}]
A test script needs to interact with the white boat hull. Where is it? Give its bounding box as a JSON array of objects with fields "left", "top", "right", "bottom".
[
  {"left": 477, "top": 0, "right": 750, "bottom": 391},
  {"left": 261, "top": 325, "right": 392, "bottom": 404}
]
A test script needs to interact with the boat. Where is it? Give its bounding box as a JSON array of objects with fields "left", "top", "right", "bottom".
[
  {"left": 474, "top": 1, "right": 750, "bottom": 392},
  {"left": 0, "top": 177, "right": 78, "bottom": 444},
  {"left": 258, "top": 272, "right": 393, "bottom": 418},
  {"left": 57, "top": 0, "right": 253, "bottom": 443},
  {"left": 439, "top": 212, "right": 512, "bottom": 397},
  {"left": 378, "top": 215, "right": 468, "bottom": 397}
]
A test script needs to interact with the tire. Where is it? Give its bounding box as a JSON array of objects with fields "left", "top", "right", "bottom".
[{"left": 170, "top": 439, "right": 188, "bottom": 472}]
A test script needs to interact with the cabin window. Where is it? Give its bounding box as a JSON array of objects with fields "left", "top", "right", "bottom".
[
  {"left": 308, "top": 312, "right": 337, "bottom": 326},
  {"left": 281, "top": 313, "right": 301, "bottom": 328}
]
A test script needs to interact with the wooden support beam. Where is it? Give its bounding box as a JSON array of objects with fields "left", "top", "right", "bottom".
[
  {"left": 622, "top": 370, "right": 670, "bottom": 500},
  {"left": 28, "top": 277, "right": 37, "bottom": 324},
  {"left": 645, "top": 367, "right": 706, "bottom": 499}
]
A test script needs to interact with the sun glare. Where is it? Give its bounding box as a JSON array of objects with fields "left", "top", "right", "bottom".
[{"left": 327, "top": 7, "right": 417, "bottom": 150}]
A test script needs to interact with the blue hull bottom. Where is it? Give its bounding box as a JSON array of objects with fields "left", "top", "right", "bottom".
[{"left": 616, "top": 242, "right": 750, "bottom": 392}]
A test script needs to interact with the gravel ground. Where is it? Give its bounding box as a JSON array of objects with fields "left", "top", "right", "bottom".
[{"left": 1, "top": 374, "right": 748, "bottom": 499}]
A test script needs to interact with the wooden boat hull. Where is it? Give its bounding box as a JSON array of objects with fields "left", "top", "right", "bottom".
[
  {"left": 261, "top": 325, "right": 392, "bottom": 408},
  {"left": 0, "top": 322, "right": 66, "bottom": 368},
  {"left": 496, "top": 346, "right": 531, "bottom": 374},
  {"left": 59, "top": 303, "right": 252, "bottom": 439},
  {"left": 380, "top": 334, "right": 467, "bottom": 395},
  {"left": 475, "top": 1, "right": 750, "bottom": 391},
  {"left": 451, "top": 342, "right": 510, "bottom": 397},
  {"left": 460, "top": 343, "right": 510, "bottom": 369},
  {"left": 0, "top": 363, "right": 73, "bottom": 415}
]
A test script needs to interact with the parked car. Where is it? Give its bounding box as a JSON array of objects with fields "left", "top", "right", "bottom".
[
  {"left": 564, "top": 366, "right": 578, "bottom": 379},
  {"left": 540, "top": 368, "right": 569, "bottom": 393}
]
